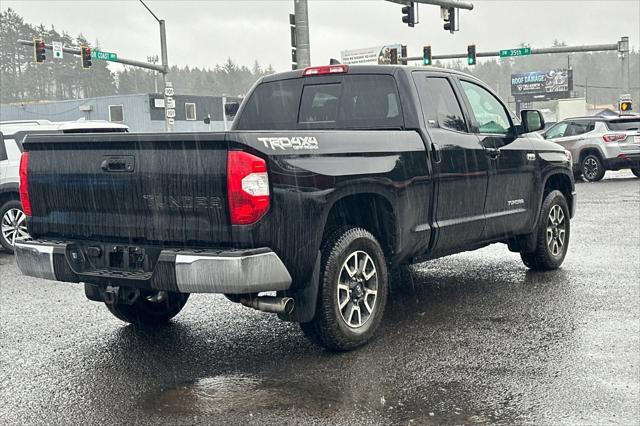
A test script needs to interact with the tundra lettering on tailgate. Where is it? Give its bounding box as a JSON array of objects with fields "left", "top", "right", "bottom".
[{"left": 143, "top": 194, "right": 222, "bottom": 210}]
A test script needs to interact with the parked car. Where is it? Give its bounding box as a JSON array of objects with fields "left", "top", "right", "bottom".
[
  {"left": 14, "top": 65, "right": 575, "bottom": 351},
  {"left": 541, "top": 115, "right": 640, "bottom": 181},
  {"left": 0, "top": 119, "right": 128, "bottom": 252}
]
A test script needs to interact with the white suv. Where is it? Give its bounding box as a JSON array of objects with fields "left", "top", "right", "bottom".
[
  {"left": 0, "top": 119, "right": 128, "bottom": 252},
  {"left": 542, "top": 116, "right": 640, "bottom": 181}
]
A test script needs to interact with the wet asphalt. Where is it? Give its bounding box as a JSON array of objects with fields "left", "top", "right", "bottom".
[{"left": 1, "top": 171, "right": 638, "bottom": 425}]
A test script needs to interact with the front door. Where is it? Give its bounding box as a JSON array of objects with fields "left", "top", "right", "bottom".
[
  {"left": 457, "top": 79, "right": 537, "bottom": 239},
  {"left": 413, "top": 73, "right": 489, "bottom": 254}
]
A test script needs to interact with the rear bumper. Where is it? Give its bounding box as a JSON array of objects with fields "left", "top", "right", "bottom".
[
  {"left": 14, "top": 240, "right": 292, "bottom": 294},
  {"left": 606, "top": 153, "right": 640, "bottom": 170}
]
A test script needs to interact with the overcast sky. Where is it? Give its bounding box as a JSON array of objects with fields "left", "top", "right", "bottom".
[{"left": 3, "top": 0, "right": 639, "bottom": 72}]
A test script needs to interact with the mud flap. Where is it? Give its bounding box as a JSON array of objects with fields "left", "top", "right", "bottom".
[
  {"left": 507, "top": 231, "right": 537, "bottom": 254},
  {"left": 278, "top": 252, "right": 321, "bottom": 323}
]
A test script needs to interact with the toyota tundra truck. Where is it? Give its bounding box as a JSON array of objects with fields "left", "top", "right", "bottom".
[{"left": 14, "top": 65, "right": 576, "bottom": 351}]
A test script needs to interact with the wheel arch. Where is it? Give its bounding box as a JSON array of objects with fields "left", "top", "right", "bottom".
[
  {"left": 543, "top": 172, "right": 574, "bottom": 217},
  {"left": 323, "top": 192, "right": 398, "bottom": 261}
]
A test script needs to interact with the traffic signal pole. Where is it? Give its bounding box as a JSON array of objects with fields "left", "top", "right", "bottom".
[
  {"left": 16, "top": 40, "right": 165, "bottom": 72},
  {"left": 402, "top": 41, "right": 621, "bottom": 62}
]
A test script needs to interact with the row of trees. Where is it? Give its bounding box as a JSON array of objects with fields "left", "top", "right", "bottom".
[{"left": 1, "top": 7, "right": 638, "bottom": 107}]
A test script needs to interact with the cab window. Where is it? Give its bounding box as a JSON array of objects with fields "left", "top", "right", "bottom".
[
  {"left": 414, "top": 76, "right": 467, "bottom": 133},
  {"left": 565, "top": 121, "right": 593, "bottom": 136},
  {"left": 460, "top": 80, "right": 511, "bottom": 135},
  {"left": 544, "top": 122, "right": 568, "bottom": 139}
]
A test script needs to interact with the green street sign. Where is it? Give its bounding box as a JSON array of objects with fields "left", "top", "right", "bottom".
[
  {"left": 91, "top": 50, "right": 118, "bottom": 61},
  {"left": 499, "top": 47, "right": 532, "bottom": 58}
]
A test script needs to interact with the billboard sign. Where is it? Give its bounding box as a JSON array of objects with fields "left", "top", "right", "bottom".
[
  {"left": 511, "top": 69, "right": 573, "bottom": 98},
  {"left": 340, "top": 44, "right": 402, "bottom": 65}
]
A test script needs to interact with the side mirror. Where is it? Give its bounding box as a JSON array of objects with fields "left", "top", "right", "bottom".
[
  {"left": 225, "top": 102, "right": 240, "bottom": 117},
  {"left": 520, "top": 109, "right": 545, "bottom": 133}
]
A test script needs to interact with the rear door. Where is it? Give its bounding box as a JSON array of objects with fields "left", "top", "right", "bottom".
[
  {"left": 413, "top": 72, "right": 489, "bottom": 253},
  {"left": 456, "top": 78, "right": 536, "bottom": 238}
]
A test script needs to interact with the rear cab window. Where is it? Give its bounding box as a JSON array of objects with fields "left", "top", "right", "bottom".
[{"left": 236, "top": 74, "right": 403, "bottom": 130}]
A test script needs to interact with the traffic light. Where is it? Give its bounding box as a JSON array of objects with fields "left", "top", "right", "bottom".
[
  {"left": 467, "top": 45, "right": 477, "bottom": 66},
  {"left": 423, "top": 45, "right": 432, "bottom": 66},
  {"left": 620, "top": 100, "right": 633, "bottom": 112},
  {"left": 443, "top": 7, "right": 456, "bottom": 33},
  {"left": 401, "top": 2, "right": 416, "bottom": 27},
  {"left": 81, "top": 46, "right": 92, "bottom": 69},
  {"left": 33, "top": 38, "right": 46, "bottom": 63},
  {"left": 400, "top": 45, "right": 408, "bottom": 65},
  {"left": 290, "top": 13, "right": 297, "bottom": 70}
]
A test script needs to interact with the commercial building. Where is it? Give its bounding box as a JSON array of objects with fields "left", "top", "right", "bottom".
[{"left": 0, "top": 93, "right": 237, "bottom": 132}]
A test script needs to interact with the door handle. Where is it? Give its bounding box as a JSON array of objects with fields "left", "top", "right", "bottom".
[{"left": 486, "top": 148, "right": 500, "bottom": 159}]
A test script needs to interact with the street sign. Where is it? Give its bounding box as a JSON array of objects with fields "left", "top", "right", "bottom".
[
  {"left": 52, "top": 41, "right": 63, "bottom": 59},
  {"left": 166, "top": 97, "right": 175, "bottom": 109},
  {"left": 90, "top": 50, "right": 118, "bottom": 61},
  {"left": 168, "top": 118, "right": 175, "bottom": 125},
  {"left": 164, "top": 87, "right": 174, "bottom": 97},
  {"left": 166, "top": 109, "right": 176, "bottom": 118},
  {"left": 500, "top": 47, "right": 532, "bottom": 58}
]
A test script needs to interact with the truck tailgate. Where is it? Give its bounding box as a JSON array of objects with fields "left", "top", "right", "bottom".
[{"left": 24, "top": 132, "right": 230, "bottom": 245}]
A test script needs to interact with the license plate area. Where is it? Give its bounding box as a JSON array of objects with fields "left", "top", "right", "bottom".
[{"left": 65, "top": 243, "right": 162, "bottom": 275}]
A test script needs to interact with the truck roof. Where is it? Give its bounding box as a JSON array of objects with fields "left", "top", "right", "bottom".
[{"left": 262, "top": 64, "right": 477, "bottom": 83}]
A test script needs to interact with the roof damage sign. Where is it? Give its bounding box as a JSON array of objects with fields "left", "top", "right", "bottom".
[{"left": 511, "top": 69, "right": 573, "bottom": 99}]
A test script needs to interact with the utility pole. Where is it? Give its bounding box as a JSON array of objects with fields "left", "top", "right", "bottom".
[
  {"left": 140, "top": 0, "right": 173, "bottom": 132},
  {"left": 294, "top": 0, "right": 311, "bottom": 68}
]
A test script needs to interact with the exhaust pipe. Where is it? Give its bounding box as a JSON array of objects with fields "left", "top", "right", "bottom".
[{"left": 240, "top": 296, "right": 295, "bottom": 315}]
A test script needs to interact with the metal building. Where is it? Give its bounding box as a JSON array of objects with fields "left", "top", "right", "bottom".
[{"left": 0, "top": 93, "right": 237, "bottom": 133}]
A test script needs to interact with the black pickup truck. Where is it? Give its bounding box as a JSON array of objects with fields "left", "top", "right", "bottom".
[{"left": 15, "top": 65, "right": 575, "bottom": 350}]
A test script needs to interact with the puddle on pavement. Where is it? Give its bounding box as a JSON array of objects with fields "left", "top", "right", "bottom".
[
  {"left": 142, "top": 374, "right": 516, "bottom": 423},
  {"left": 143, "top": 374, "right": 375, "bottom": 416}
]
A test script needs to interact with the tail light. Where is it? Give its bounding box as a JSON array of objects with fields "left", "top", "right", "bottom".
[
  {"left": 227, "top": 151, "right": 270, "bottom": 225},
  {"left": 302, "top": 64, "right": 349, "bottom": 76},
  {"left": 19, "top": 152, "right": 32, "bottom": 216},
  {"left": 603, "top": 134, "right": 626, "bottom": 142}
]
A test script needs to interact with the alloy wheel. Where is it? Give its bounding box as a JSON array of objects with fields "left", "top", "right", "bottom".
[
  {"left": 336, "top": 250, "right": 378, "bottom": 329},
  {"left": 1, "top": 208, "right": 29, "bottom": 248},
  {"left": 583, "top": 157, "right": 599, "bottom": 181},
  {"left": 546, "top": 204, "right": 566, "bottom": 257}
]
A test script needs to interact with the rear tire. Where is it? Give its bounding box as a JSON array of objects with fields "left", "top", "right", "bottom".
[
  {"left": 520, "top": 190, "right": 570, "bottom": 271},
  {"left": 581, "top": 154, "right": 605, "bottom": 182},
  {"left": 300, "top": 226, "right": 388, "bottom": 351},
  {"left": 631, "top": 168, "right": 640, "bottom": 178},
  {"left": 105, "top": 290, "right": 189, "bottom": 326}
]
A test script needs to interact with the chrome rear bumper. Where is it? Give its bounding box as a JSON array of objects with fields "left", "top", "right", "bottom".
[{"left": 14, "top": 240, "right": 292, "bottom": 294}]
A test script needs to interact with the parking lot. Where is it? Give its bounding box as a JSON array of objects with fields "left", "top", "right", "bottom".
[{"left": 0, "top": 171, "right": 638, "bottom": 425}]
